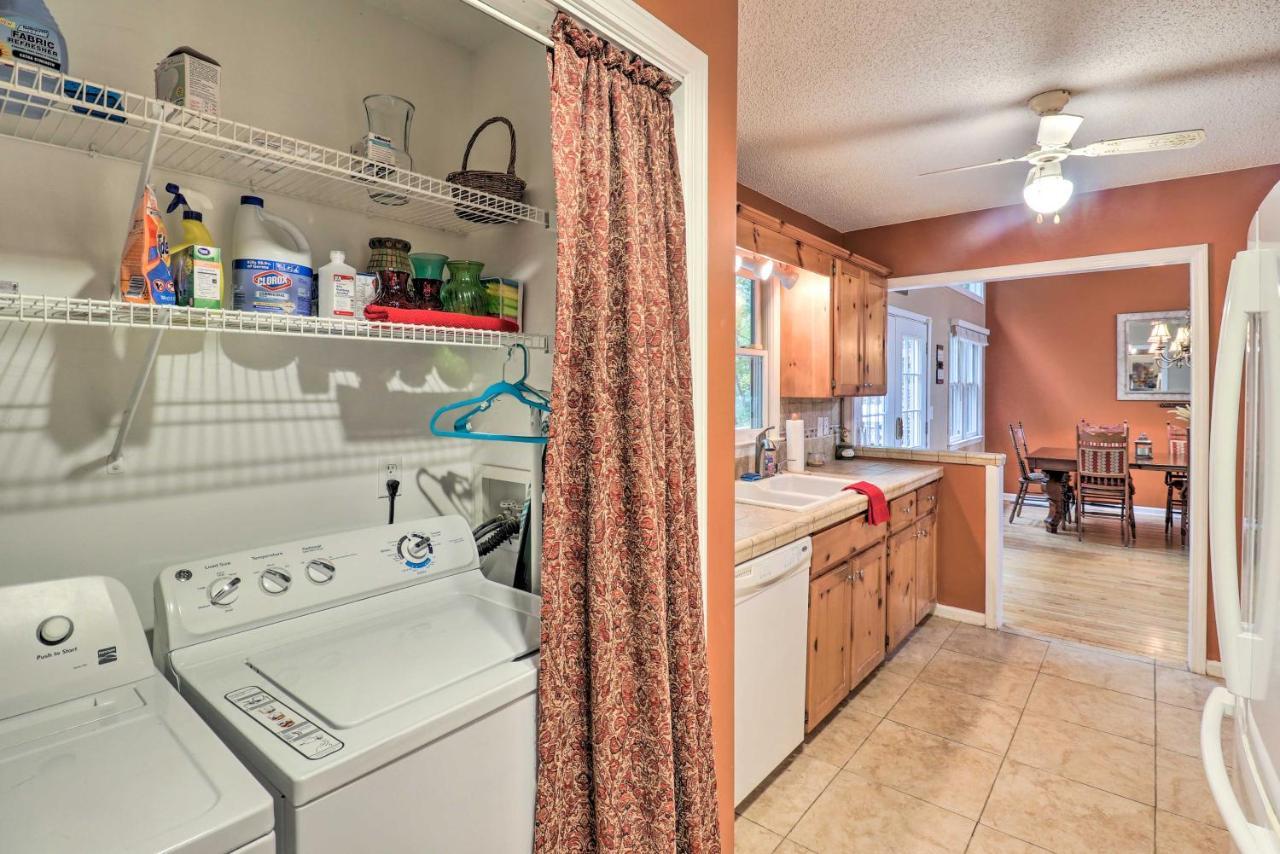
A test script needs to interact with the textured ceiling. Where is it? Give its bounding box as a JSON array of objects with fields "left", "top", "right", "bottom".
[{"left": 738, "top": 0, "right": 1280, "bottom": 231}]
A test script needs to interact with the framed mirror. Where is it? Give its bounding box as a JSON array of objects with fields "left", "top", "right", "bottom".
[{"left": 1116, "top": 310, "right": 1191, "bottom": 401}]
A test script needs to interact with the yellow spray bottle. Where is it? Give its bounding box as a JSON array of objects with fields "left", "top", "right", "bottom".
[{"left": 165, "top": 182, "right": 225, "bottom": 309}]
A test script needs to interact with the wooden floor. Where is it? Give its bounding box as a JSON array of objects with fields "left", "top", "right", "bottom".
[{"left": 1001, "top": 499, "right": 1190, "bottom": 667}]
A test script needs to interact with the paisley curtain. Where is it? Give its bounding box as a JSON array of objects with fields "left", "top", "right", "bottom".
[{"left": 535, "top": 12, "right": 721, "bottom": 853}]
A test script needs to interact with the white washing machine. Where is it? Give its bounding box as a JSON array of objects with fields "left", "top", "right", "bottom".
[
  {"left": 151, "top": 515, "right": 541, "bottom": 854},
  {"left": 0, "top": 577, "right": 275, "bottom": 854}
]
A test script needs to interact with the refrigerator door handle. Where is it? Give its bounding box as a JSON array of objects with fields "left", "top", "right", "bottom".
[
  {"left": 1201, "top": 687, "right": 1280, "bottom": 854},
  {"left": 1210, "top": 252, "right": 1262, "bottom": 696}
]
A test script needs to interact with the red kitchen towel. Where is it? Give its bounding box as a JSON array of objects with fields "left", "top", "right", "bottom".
[
  {"left": 362, "top": 305, "right": 519, "bottom": 332},
  {"left": 843, "top": 481, "right": 889, "bottom": 525}
]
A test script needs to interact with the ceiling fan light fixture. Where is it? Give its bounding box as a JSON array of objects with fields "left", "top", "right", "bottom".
[{"left": 1023, "top": 162, "right": 1074, "bottom": 215}]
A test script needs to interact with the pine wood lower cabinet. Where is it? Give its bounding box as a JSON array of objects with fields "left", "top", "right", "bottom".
[
  {"left": 886, "top": 526, "right": 917, "bottom": 651},
  {"left": 849, "top": 543, "right": 887, "bottom": 685},
  {"left": 806, "top": 563, "right": 852, "bottom": 730},
  {"left": 802, "top": 479, "right": 941, "bottom": 730},
  {"left": 914, "top": 511, "right": 938, "bottom": 624}
]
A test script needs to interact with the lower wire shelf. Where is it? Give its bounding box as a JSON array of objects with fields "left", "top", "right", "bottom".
[{"left": 0, "top": 293, "right": 549, "bottom": 351}]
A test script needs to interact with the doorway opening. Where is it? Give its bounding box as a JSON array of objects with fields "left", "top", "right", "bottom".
[{"left": 888, "top": 245, "right": 1210, "bottom": 673}]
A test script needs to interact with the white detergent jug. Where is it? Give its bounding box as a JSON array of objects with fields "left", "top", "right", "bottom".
[{"left": 232, "top": 195, "right": 314, "bottom": 315}]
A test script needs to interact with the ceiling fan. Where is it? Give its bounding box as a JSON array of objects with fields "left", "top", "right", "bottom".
[{"left": 922, "top": 90, "right": 1206, "bottom": 222}]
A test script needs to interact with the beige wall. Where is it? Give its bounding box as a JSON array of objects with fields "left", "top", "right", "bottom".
[{"left": 887, "top": 285, "right": 987, "bottom": 450}]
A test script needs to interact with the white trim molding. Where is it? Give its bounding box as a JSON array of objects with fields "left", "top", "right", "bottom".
[
  {"left": 932, "top": 604, "right": 986, "bottom": 625},
  {"left": 892, "top": 244, "right": 1211, "bottom": 674}
]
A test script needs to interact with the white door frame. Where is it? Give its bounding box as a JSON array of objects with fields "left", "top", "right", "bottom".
[
  {"left": 889, "top": 306, "right": 931, "bottom": 449},
  {"left": 559, "top": 0, "right": 710, "bottom": 591},
  {"left": 890, "top": 244, "right": 1211, "bottom": 673}
]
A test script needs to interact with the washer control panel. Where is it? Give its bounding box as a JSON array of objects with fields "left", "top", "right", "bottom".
[
  {"left": 0, "top": 577, "right": 153, "bottom": 719},
  {"left": 154, "top": 516, "right": 480, "bottom": 652}
]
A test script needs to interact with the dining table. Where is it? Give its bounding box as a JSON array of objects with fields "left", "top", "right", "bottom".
[{"left": 1024, "top": 445, "right": 1190, "bottom": 533}]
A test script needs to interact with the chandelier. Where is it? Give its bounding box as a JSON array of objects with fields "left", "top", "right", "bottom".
[{"left": 1148, "top": 322, "right": 1191, "bottom": 368}]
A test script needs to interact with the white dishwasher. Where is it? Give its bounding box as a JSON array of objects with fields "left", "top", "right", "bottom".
[{"left": 734, "top": 536, "right": 812, "bottom": 805}]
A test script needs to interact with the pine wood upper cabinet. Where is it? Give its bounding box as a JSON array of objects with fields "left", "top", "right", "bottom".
[
  {"left": 860, "top": 273, "right": 888, "bottom": 396},
  {"left": 886, "top": 526, "right": 917, "bottom": 651},
  {"left": 780, "top": 272, "right": 833, "bottom": 398},
  {"left": 849, "top": 543, "right": 887, "bottom": 685},
  {"left": 831, "top": 263, "right": 863, "bottom": 397},
  {"left": 913, "top": 511, "right": 937, "bottom": 624},
  {"left": 806, "top": 564, "right": 852, "bottom": 730}
]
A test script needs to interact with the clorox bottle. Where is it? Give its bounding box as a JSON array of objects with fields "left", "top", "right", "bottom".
[{"left": 232, "top": 195, "right": 314, "bottom": 314}]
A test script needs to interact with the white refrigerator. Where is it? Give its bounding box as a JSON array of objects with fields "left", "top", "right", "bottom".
[{"left": 1204, "top": 179, "right": 1280, "bottom": 853}]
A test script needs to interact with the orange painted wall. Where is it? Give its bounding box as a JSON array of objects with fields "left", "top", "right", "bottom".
[
  {"left": 843, "top": 164, "right": 1280, "bottom": 662},
  {"left": 634, "top": 0, "right": 737, "bottom": 841},
  {"left": 936, "top": 463, "right": 988, "bottom": 613},
  {"left": 987, "top": 267, "right": 1190, "bottom": 508},
  {"left": 737, "top": 183, "right": 847, "bottom": 246}
]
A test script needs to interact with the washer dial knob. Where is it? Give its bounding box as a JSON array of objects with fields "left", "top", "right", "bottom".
[
  {"left": 260, "top": 568, "right": 292, "bottom": 595},
  {"left": 306, "top": 559, "right": 336, "bottom": 584},
  {"left": 37, "top": 615, "right": 74, "bottom": 646},
  {"left": 396, "top": 533, "right": 434, "bottom": 568},
  {"left": 208, "top": 577, "right": 241, "bottom": 606}
]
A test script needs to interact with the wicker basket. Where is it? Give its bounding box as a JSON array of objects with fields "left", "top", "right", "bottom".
[{"left": 447, "top": 117, "right": 527, "bottom": 224}]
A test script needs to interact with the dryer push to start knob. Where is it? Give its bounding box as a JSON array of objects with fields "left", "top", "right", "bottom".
[
  {"left": 260, "top": 568, "right": 292, "bottom": 595},
  {"left": 306, "top": 559, "right": 336, "bottom": 584},
  {"left": 208, "top": 577, "right": 241, "bottom": 606},
  {"left": 37, "top": 615, "right": 74, "bottom": 645}
]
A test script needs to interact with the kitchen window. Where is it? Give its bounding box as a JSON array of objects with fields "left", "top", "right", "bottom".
[
  {"left": 735, "top": 274, "right": 766, "bottom": 435},
  {"left": 949, "top": 320, "right": 989, "bottom": 447},
  {"left": 952, "top": 281, "right": 985, "bottom": 303}
]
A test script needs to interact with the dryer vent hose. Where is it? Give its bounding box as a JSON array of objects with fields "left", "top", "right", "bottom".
[{"left": 474, "top": 514, "right": 523, "bottom": 557}]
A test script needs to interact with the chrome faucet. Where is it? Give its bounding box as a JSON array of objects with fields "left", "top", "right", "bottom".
[{"left": 754, "top": 426, "right": 778, "bottom": 477}]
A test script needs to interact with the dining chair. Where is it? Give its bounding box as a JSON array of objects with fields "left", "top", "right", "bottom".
[
  {"left": 1166, "top": 421, "right": 1190, "bottom": 546},
  {"left": 1076, "top": 420, "right": 1134, "bottom": 546},
  {"left": 1008, "top": 422, "right": 1075, "bottom": 525}
]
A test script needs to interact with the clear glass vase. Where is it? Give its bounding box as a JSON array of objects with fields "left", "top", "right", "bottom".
[{"left": 362, "top": 94, "right": 414, "bottom": 206}]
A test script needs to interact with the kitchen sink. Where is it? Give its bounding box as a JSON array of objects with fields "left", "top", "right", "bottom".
[{"left": 735, "top": 473, "right": 856, "bottom": 512}]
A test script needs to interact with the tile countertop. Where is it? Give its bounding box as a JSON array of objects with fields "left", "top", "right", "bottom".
[{"left": 734, "top": 459, "right": 943, "bottom": 565}]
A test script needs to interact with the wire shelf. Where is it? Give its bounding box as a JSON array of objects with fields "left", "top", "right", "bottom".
[
  {"left": 0, "top": 60, "right": 552, "bottom": 234},
  {"left": 0, "top": 293, "right": 550, "bottom": 351}
]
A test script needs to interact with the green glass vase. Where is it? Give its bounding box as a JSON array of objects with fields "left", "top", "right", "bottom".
[{"left": 442, "top": 260, "right": 487, "bottom": 315}]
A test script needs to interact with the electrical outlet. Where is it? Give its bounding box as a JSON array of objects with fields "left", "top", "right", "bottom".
[{"left": 378, "top": 457, "right": 403, "bottom": 498}]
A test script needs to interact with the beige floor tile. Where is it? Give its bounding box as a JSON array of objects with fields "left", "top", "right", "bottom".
[
  {"left": 846, "top": 719, "right": 1002, "bottom": 819},
  {"left": 734, "top": 816, "right": 782, "bottom": 854},
  {"left": 1024, "top": 673, "right": 1155, "bottom": 744},
  {"left": 883, "top": 632, "right": 942, "bottom": 678},
  {"left": 943, "top": 624, "right": 1049, "bottom": 670},
  {"left": 847, "top": 667, "right": 913, "bottom": 717},
  {"left": 1040, "top": 642, "right": 1156, "bottom": 699},
  {"left": 739, "top": 754, "right": 840, "bottom": 836},
  {"left": 887, "top": 681, "right": 1022, "bottom": 755},
  {"left": 966, "top": 824, "right": 1049, "bottom": 853},
  {"left": 1155, "top": 810, "right": 1232, "bottom": 854},
  {"left": 800, "top": 702, "right": 879, "bottom": 767},
  {"left": 790, "top": 771, "right": 975, "bottom": 853},
  {"left": 919, "top": 649, "right": 1039, "bottom": 707},
  {"left": 1007, "top": 711, "right": 1155, "bottom": 804},
  {"left": 1156, "top": 666, "right": 1222, "bottom": 711},
  {"left": 911, "top": 615, "right": 962, "bottom": 647},
  {"left": 1156, "top": 701, "right": 1233, "bottom": 763},
  {"left": 1157, "top": 748, "right": 1226, "bottom": 829},
  {"left": 981, "top": 760, "right": 1154, "bottom": 854},
  {"left": 774, "top": 841, "right": 811, "bottom": 854}
]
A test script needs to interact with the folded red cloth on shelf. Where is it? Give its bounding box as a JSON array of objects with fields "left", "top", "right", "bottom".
[
  {"left": 843, "top": 481, "right": 890, "bottom": 525},
  {"left": 362, "top": 305, "right": 519, "bottom": 332}
]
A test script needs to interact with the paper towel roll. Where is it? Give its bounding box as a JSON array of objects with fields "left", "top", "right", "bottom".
[{"left": 785, "top": 418, "right": 804, "bottom": 473}]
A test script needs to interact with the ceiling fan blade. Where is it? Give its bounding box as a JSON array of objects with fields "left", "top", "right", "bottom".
[
  {"left": 1071, "top": 129, "right": 1206, "bottom": 158},
  {"left": 1036, "top": 113, "right": 1084, "bottom": 147},
  {"left": 920, "top": 155, "right": 1027, "bottom": 176}
]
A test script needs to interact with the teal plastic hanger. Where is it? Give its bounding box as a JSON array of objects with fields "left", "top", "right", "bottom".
[{"left": 429, "top": 344, "right": 550, "bottom": 444}]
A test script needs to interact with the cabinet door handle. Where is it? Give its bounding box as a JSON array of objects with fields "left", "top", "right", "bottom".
[{"left": 857, "top": 569, "right": 865, "bottom": 581}]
